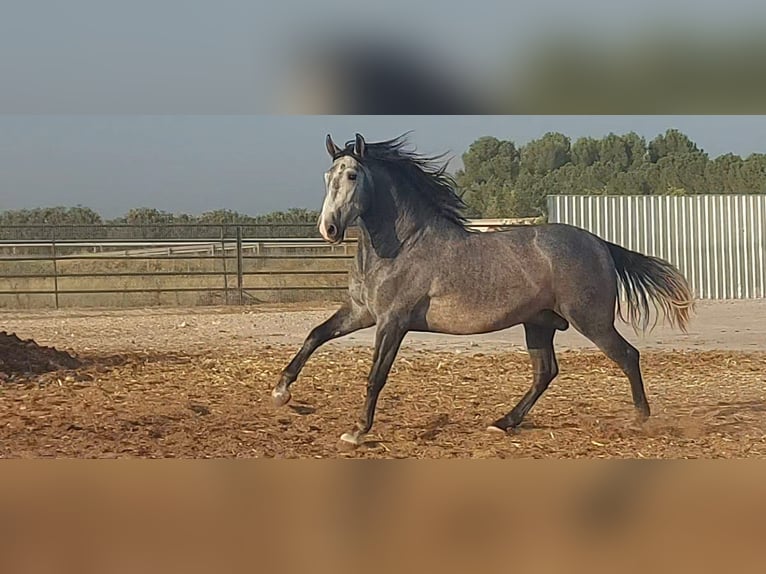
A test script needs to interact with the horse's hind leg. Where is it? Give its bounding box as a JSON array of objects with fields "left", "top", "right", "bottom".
[
  {"left": 563, "top": 310, "right": 650, "bottom": 421},
  {"left": 587, "top": 326, "right": 650, "bottom": 421},
  {"left": 489, "top": 323, "right": 558, "bottom": 432}
]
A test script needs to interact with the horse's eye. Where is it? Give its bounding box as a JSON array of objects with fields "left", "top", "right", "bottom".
[{"left": 347, "top": 172, "right": 357, "bottom": 181}]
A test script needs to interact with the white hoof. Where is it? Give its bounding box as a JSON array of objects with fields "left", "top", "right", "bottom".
[
  {"left": 339, "top": 432, "right": 363, "bottom": 446},
  {"left": 486, "top": 425, "right": 508, "bottom": 435},
  {"left": 271, "top": 388, "right": 292, "bottom": 407}
]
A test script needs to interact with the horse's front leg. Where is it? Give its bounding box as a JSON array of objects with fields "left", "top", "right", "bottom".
[
  {"left": 339, "top": 316, "right": 408, "bottom": 447},
  {"left": 272, "top": 300, "right": 374, "bottom": 406}
]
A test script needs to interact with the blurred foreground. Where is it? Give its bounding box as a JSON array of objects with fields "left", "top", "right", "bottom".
[{"left": 0, "top": 461, "right": 763, "bottom": 572}]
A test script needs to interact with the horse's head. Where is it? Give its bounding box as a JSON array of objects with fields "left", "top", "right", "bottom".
[{"left": 319, "top": 133, "right": 371, "bottom": 243}]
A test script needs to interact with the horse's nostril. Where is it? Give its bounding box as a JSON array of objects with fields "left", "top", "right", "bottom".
[{"left": 327, "top": 224, "right": 338, "bottom": 237}]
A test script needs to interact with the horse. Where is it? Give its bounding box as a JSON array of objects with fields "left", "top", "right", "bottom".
[{"left": 271, "top": 132, "right": 695, "bottom": 448}]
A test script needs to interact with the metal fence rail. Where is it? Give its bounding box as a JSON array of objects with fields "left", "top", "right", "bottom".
[
  {"left": 547, "top": 194, "right": 766, "bottom": 300},
  {"left": 0, "top": 238, "right": 353, "bottom": 308}
]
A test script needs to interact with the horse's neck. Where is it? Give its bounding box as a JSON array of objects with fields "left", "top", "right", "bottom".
[
  {"left": 356, "top": 215, "right": 403, "bottom": 260},
  {"left": 358, "top": 185, "right": 424, "bottom": 260}
]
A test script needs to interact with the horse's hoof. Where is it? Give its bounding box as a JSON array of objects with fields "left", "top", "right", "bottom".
[
  {"left": 486, "top": 425, "right": 509, "bottom": 435},
  {"left": 271, "top": 388, "right": 292, "bottom": 407},
  {"left": 339, "top": 432, "right": 363, "bottom": 449},
  {"left": 635, "top": 407, "right": 651, "bottom": 424}
]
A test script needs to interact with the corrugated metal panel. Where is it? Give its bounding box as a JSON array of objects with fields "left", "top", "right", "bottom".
[{"left": 547, "top": 195, "right": 766, "bottom": 300}]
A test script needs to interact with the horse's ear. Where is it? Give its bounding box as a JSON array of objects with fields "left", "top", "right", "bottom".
[
  {"left": 354, "top": 133, "right": 366, "bottom": 157},
  {"left": 326, "top": 134, "right": 341, "bottom": 158}
]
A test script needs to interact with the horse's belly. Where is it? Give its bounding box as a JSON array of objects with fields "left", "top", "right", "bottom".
[{"left": 421, "top": 296, "right": 533, "bottom": 335}]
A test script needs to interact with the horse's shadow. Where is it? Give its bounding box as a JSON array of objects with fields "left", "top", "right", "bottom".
[
  {"left": 288, "top": 403, "right": 317, "bottom": 416},
  {"left": 417, "top": 413, "right": 451, "bottom": 441}
]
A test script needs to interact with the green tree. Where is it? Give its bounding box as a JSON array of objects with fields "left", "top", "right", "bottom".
[
  {"left": 519, "top": 132, "right": 571, "bottom": 175},
  {"left": 655, "top": 152, "right": 710, "bottom": 194},
  {"left": 597, "top": 132, "right": 647, "bottom": 172},
  {"left": 598, "top": 133, "right": 631, "bottom": 171},
  {"left": 124, "top": 207, "right": 176, "bottom": 226},
  {"left": 647, "top": 128, "right": 699, "bottom": 162},
  {"left": 255, "top": 208, "right": 320, "bottom": 224},
  {"left": 456, "top": 136, "right": 520, "bottom": 185},
  {"left": 705, "top": 153, "right": 742, "bottom": 194},
  {"left": 622, "top": 132, "right": 648, "bottom": 169},
  {"left": 455, "top": 136, "right": 520, "bottom": 217},
  {"left": 196, "top": 209, "right": 250, "bottom": 224},
  {"left": 0, "top": 205, "right": 104, "bottom": 225},
  {"left": 571, "top": 136, "right": 600, "bottom": 167},
  {"left": 740, "top": 153, "right": 766, "bottom": 194}
]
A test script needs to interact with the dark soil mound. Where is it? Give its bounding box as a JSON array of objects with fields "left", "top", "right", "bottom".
[{"left": 0, "top": 332, "right": 81, "bottom": 381}]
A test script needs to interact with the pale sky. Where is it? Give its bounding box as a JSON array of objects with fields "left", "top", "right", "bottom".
[{"left": 1, "top": 116, "right": 766, "bottom": 218}]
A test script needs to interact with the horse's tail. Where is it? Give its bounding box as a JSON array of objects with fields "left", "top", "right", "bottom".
[{"left": 605, "top": 241, "right": 695, "bottom": 333}]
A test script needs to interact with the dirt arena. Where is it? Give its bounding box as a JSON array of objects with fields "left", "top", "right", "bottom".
[{"left": 1, "top": 300, "right": 765, "bottom": 458}]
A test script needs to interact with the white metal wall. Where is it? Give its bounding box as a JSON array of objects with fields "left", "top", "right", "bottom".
[{"left": 547, "top": 195, "right": 766, "bottom": 300}]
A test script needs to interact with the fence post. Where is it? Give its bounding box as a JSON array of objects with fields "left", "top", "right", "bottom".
[
  {"left": 220, "top": 225, "right": 229, "bottom": 304},
  {"left": 51, "top": 228, "right": 59, "bottom": 309},
  {"left": 236, "top": 225, "right": 243, "bottom": 305}
]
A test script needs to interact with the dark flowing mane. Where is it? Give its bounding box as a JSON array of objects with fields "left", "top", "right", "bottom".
[{"left": 338, "top": 133, "right": 470, "bottom": 229}]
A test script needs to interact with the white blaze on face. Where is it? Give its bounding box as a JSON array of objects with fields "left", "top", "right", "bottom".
[{"left": 319, "top": 155, "right": 361, "bottom": 241}]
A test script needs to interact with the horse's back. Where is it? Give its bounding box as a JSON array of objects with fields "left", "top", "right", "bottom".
[{"left": 497, "top": 223, "right": 612, "bottom": 265}]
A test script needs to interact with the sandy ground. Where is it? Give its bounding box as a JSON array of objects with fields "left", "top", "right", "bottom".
[
  {"left": 0, "top": 299, "right": 764, "bottom": 458},
  {"left": 0, "top": 299, "right": 763, "bottom": 356}
]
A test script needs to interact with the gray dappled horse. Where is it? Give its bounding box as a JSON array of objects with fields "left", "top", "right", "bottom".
[{"left": 271, "top": 133, "right": 694, "bottom": 447}]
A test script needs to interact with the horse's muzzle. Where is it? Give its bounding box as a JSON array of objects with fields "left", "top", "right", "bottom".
[{"left": 319, "top": 219, "right": 344, "bottom": 243}]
